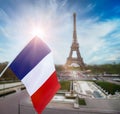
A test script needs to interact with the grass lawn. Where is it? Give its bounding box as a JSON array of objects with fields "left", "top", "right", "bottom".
[
  {"left": 78, "top": 98, "right": 86, "bottom": 105},
  {"left": 94, "top": 81, "right": 120, "bottom": 95},
  {"left": 60, "top": 81, "right": 70, "bottom": 91}
]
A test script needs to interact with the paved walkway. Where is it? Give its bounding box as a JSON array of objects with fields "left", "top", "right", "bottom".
[
  {"left": 0, "top": 90, "right": 30, "bottom": 114},
  {"left": 0, "top": 90, "right": 120, "bottom": 114},
  {"left": 74, "top": 81, "right": 107, "bottom": 98}
]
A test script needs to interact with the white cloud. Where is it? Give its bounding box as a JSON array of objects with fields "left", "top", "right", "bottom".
[
  {"left": 87, "top": 3, "right": 96, "bottom": 11},
  {"left": 76, "top": 18, "right": 120, "bottom": 64},
  {"left": 78, "top": 3, "right": 96, "bottom": 15},
  {"left": 0, "top": 8, "right": 9, "bottom": 21},
  {"left": 0, "top": 0, "right": 120, "bottom": 65},
  {"left": 0, "top": 0, "right": 72, "bottom": 64}
]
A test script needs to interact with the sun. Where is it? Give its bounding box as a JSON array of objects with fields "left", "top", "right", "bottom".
[{"left": 31, "top": 27, "right": 46, "bottom": 38}]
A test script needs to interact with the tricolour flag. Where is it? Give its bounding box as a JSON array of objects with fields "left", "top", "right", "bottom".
[{"left": 9, "top": 37, "right": 60, "bottom": 113}]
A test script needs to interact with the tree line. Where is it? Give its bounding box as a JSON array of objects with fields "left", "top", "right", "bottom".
[
  {"left": 56, "top": 64, "right": 120, "bottom": 74},
  {"left": 0, "top": 62, "right": 120, "bottom": 81},
  {"left": 0, "top": 62, "right": 18, "bottom": 81}
]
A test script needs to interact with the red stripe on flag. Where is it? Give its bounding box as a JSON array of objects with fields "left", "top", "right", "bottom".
[{"left": 31, "top": 71, "right": 60, "bottom": 113}]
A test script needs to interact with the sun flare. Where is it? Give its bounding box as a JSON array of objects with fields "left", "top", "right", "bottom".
[{"left": 31, "top": 27, "right": 46, "bottom": 39}]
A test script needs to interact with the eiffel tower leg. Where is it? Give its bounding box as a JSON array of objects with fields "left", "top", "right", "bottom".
[
  {"left": 76, "top": 48, "right": 81, "bottom": 58},
  {"left": 69, "top": 49, "right": 73, "bottom": 58}
]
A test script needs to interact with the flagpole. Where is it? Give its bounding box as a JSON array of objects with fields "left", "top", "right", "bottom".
[
  {"left": 0, "top": 63, "right": 10, "bottom": 77},
  {"left": 0, "top": 41, "right": 31, "bottom": 78},
  {"left": 0, "top": 49, "right": 25, "bottom": 78},
  {"left": 0, "top": 38, "right": 33, "bottom": 78}
]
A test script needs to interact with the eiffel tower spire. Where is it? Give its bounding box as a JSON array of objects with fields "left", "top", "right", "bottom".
[
  {"left": 65, "top": 13, "right": 85, "bottom": 68},
  {"left": 73, "top": 13, "right": 77, "bottom": 43}
]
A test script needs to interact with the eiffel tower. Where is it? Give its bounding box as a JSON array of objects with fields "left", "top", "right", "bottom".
[{"left": 65, "top": 13, "right": 85, "bottom": 68}]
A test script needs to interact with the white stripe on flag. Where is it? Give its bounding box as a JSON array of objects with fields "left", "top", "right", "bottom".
[{"left": 22, "top": 52, "right": 55, "bottom": 96}]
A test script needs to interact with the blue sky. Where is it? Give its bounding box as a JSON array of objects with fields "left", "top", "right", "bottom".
[{"left": 0, "top": 0, "right": 120, "bottom": 65}]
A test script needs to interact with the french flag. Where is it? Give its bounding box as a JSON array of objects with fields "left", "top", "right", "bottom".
[{"left": 9, "top": 37, "right": 60, "bottom": 113}]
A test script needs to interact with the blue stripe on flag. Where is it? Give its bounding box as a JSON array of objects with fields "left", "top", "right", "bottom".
[{"left": 9, "top": 37, "right": 51, "bottom": 80}]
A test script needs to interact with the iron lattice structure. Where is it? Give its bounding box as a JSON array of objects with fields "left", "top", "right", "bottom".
[{"left": 65, "top": 13, "right": 85, "bottom": 68}]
